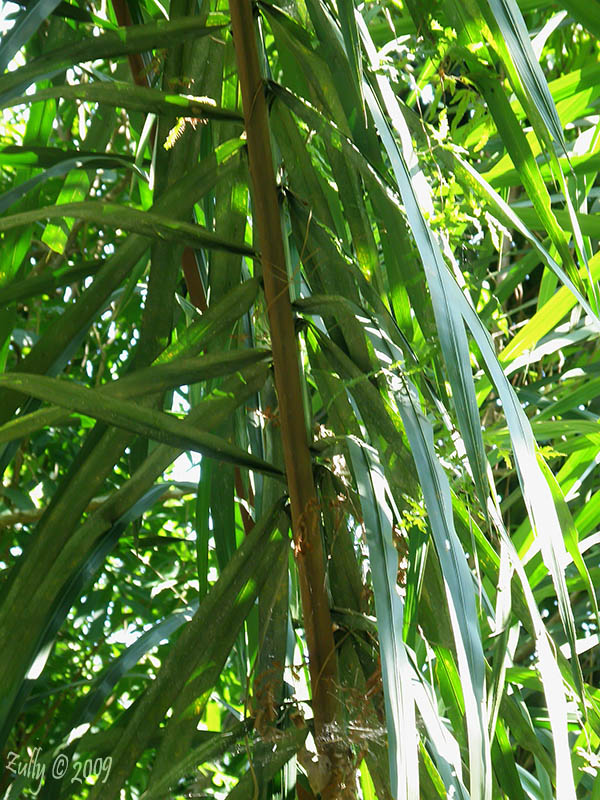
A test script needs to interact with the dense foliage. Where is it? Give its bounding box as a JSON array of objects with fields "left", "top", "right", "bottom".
[{"left": 0, "top": 0, "right": 599, "bottom": 797}]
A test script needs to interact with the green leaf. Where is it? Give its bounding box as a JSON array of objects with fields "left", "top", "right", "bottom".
[
  {"left": 0, "top": 368, "right": 282, "bottom": 478},
  {"left": 538, "top": 456, "right": 600, "bottom": 638},
  {"left": 441, "top": 148, "right": 600, "bottom": 334},
  {"left": 138, "top": 721, "right": 253, "bottom": 800},
  {"left": 409, "top": 652, "right": 470, "bottom": 799},
  {"left": 473, "top": 70, "right": 578, "bottom": 288},
  {"left": 0, "top": 0, "right": 63, "bottom": 72},
  {"left": 85, "top": 498, "right": 287, "bottom": 800},
  {"left": 0, "top": 17, "right": 225, "bottom": 104},
  {"left": 346, "top": 436, "right": 419, "bottom": 800},
  {"left": 481, "top": 0, "right": 565, "bottom": 152},
  {"left": 0, "top": 144, "right": 143, "bottom": 168},
  {"left": 0, "top": 482, "right": 172, "bottom": 748},
  {"left": 5, "top": 82, "right": 244, "bottom": 122},
  {"left": 0, "top": 309, "right": 16, "bottom": 373},
  {"left": 0, "top": 201, "right": 255, "bottom": 255},
  {"left": 0, "top": 260, "right": 102, "bottom": 305},
  {"left": 0, "top": 155, "right": 146, "bottom": 215},
  {"left": 0, "top": 349, "right": 271, "bottom": 444},
  {"left": 486, "top": 504, "right": 576, "bottom": 798},
  {"left": 560, "top": 0, "right": 600, "bottom": 38}
]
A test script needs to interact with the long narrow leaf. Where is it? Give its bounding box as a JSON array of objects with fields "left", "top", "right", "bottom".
[
  {"left": 0, "top": 369, "right": 281, "bottom": 478},
  {"left": 346, "top": 437, "right": 419, "bottom": 800},
  {"left": 4, "top": 82, "right": 244, "bottom": 122},
  {"left": 0, "top": 155, "right": 147, "bottom": 214},
  {"left": 357, "top": 20, "right": 491, "bottom": 797},
  {"left": 0, "top": 202, "right": 255, "bottom": 256},
  {"left": 85, "top": 498, "right": 287, "bottom": 800},
  {"left": 0, "top": 0, "right": 63, "bottom": 72},
  {"left": 0, "top": 17, "right": 224, "bottom": 104}
]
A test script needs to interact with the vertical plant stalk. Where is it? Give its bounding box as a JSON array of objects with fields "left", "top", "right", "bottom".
[
  {"left": 113, "top": 0, "right": 209, "bottom": 314},
  {"left": 228, "top": 2, "right": 349, "bottom": 795}
]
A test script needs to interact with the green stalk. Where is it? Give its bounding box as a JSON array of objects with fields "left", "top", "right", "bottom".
[{"left": 228, "top": 2, "right": 350, "bottom": 795}]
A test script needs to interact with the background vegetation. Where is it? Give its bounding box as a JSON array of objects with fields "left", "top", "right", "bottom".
[{"left": 0, "top": 0, "right": 599, "bottom": 797}]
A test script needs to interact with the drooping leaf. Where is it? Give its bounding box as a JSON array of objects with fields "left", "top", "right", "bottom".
[
  {"left": 0, "top": 369, "right": 281, "bottom": 478},
  {"left": 5, "top": 82, "right": 244, "bottom": 122},
  {"left": 346, "top": 437, "right": 419, "bottom": 800},
  {"left": 0, "top": 201, "right": 255, "bottom": 255},
  {"left": 0, "top": 17, "right": 225, "bottom": 104},
  {"left": 0, "top": 0, "right": 64, "bottom": 73}
]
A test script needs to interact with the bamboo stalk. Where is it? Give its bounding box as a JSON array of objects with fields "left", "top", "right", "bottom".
[{"left": 228, "top": 2, "right": 351, "bottom": 795}]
